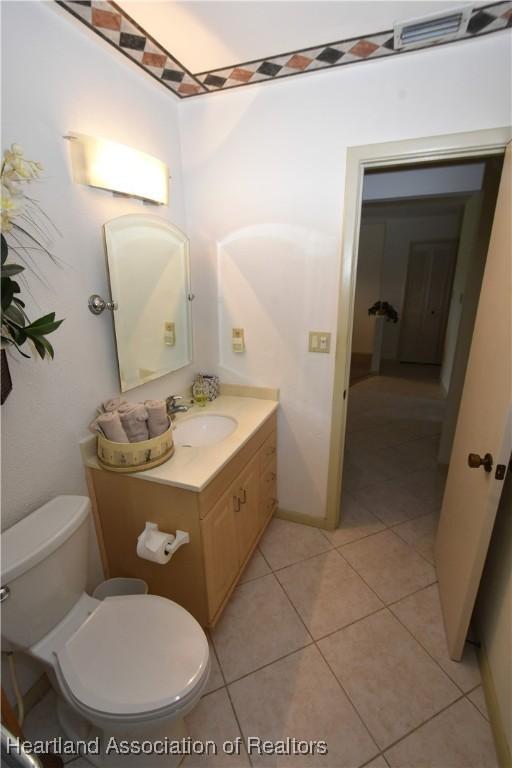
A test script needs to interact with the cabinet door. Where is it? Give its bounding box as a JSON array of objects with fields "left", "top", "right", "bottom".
[
  {"left": 234, "top": 454, "right": 260, "bottom": 564},
  {"left": 260, "top": 460, "right": 277, "bottom": 524},
  {"left": 202, "top": 489, "right": 240, "bottom": 619}
]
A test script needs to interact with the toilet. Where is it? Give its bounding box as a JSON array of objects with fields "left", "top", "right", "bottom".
[{"left": 1, "top": 495, "right": 210, "bottom": 766}]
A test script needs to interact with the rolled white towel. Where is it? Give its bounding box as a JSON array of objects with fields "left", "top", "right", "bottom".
[
  {"left": 118, "top": 403, "right": 149, "bottom": 443},
  {"left": 102, "top": 396, "right": 129, "bottom": 413},
  {"left": 145, "top": 400, "right": 169, "bottom": 438},
  {"left": 90, "top": 411, "right": 129, "bottom": 443}
]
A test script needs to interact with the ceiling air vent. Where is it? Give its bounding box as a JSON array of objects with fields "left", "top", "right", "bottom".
[{"left": 394, "top": 6, "right": 473, "bottom": 50}]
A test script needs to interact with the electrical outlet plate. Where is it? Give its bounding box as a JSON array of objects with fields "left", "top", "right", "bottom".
[
  {"left": 309, "top": 331, "right": 331, "bottom": 353},
  {"left": 232, "top": 327, "right": 245, "bottom": 353}
]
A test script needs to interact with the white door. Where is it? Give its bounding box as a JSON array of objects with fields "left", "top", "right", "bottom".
[
  {"left": 399, "top": 240, "right": 457, "bottom": 364},
  {"left": 435, "top": 144, "right": 511, "bottom": 660}
]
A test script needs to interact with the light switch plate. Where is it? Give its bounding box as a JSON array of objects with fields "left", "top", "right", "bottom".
[
  {"left": 309, "top": 331, "right": 331, "bottom": 353},
  {"left": 232, "top": 327, "right": 245, "bottom": 353},
  {"left": 164, "top": 321, "right": 175, "bottom": 346}
]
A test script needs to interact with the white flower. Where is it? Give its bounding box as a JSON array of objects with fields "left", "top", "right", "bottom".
[
  {"left": 1, "top": 182, "right": 25, "bottom": 230},
  {"left": 2, "top": 144, "right": 43, "bottom": 182}
]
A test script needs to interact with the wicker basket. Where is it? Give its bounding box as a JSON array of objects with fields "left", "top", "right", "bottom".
[{"left": 96, "top": 424, "right": 174, "bottom": 473}]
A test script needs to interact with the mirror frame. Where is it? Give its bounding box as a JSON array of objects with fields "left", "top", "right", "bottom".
[{"left": 103, "top": 214, "right": 193, "bottom": 392}]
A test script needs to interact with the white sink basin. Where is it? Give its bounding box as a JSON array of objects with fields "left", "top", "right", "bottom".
[{"left": 173, "top": 414, "right": 238, "bottom": 448}]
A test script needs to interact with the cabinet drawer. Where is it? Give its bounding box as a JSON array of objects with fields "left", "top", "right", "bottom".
[{"left": 260, "top": 431, "right": 277, "bottom": 470}]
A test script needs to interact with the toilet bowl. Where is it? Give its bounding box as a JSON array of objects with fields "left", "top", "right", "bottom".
[{"left": 1, "top": 496, "right": 210, "bottom": 767}]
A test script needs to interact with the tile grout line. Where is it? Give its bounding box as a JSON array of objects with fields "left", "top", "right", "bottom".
[
  {"left": 205, "top": 634, "right": 253, "bottom": 765},
  {"left": 319, "top": 506, "right": 439, "bottom": 552},
  {"left": 256, "top": 545, "right": 273, "bottom": 572},
  {"left": 237, "top": 533, "right": 454, "bottom": 760},
  {"left": 217, "top": 639, "right": 316, "bottom": 687},
  {"left": 335, "top": 541, "right": 479, "bottom": 698},
  {"left": 380, "top": 689, "right": 493, "bottom": 758},
  {"left": 313, "top": 635, "right": 381, "bottom": 761},
  {"left": 223, "top": 684, "right": 254, "bottom": 767},
  {"left": 464, "top": 689, "right": 490, "bottom": 722},
  {"left": 331, "top": 545, "right": 476, "bottom": 696},
  {"left": 335, "top": 530, "right": 437, "bottom": 601}
]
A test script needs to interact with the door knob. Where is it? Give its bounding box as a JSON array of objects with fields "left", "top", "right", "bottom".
[{"left": 468, "top": 453, "right": 493, "bottom": 472}]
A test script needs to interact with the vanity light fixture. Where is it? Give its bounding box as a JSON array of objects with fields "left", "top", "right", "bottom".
[{"left": 65, "top": 132, "right": 169, "bottom": 205}]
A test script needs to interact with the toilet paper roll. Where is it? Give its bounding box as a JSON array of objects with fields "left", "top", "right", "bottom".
[{"left": 137, "top": 525, "right": 175, "bottom": 565}]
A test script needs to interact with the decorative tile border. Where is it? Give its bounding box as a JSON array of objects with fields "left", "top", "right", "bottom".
[
  {"left": 57, "top": 0, "right": 511, "bottom": 98},
  {"left": 196, "top": 1, "right": 512, "bottom": 93},
  {"left": 55, "top": 0, "right": 207, "bottom": 97}
]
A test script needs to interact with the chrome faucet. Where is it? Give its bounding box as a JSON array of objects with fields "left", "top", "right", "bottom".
[{"left": 166, "top": 394, "right": 190, "bottom": 420}]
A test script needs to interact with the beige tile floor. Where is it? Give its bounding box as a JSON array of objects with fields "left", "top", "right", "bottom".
[{"left": 23, "top": 375, "right": 498, "bottom": 767}]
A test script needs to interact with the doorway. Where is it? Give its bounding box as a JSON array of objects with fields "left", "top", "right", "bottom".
[
  {"left": 399, "top": 239, "right": 458, "bottom": 365},
  {"left": 340, "top": 155, "right": 502, "bottom": 528},
  {"left": 325, "top": 129, "right": 509, "bottom": 657},
  {"left": 326, "top": 128, "right": 510, "bottom": 533}
]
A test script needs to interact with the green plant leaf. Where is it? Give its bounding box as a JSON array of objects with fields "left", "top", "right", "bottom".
[
  {"left": 25, "top": 317, "right": 64, "bottom": 336},
  {"left": 26, "top": 311, "right": 56, "bottom": 327},
  {"left": 1, "top": 279, "right": 15, "bottom": 311},
  {"left": 9, "top": 324, "right": 27, "bottom": 345},
  {"left": 1, "top": 334, "right": 31, "bottom": 358},
  {"left": 1, "top": 234, "right": 7, "bottom": 265},
  {"left": 31, "top": 336, "right": 47, "bottom": 360},
  {"left": 39, "top": 335, "right": 55, "bottom": 359},
  {"left": 4, "top": 303, "right": 26, "bottom": 326},
  {"left": 1, "top": 263, "right": 25, "bottom": 278}
]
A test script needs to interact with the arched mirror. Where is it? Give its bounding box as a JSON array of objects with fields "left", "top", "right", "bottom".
[{"left": 103, "top": 215, "right": 193, "bottom": 392}]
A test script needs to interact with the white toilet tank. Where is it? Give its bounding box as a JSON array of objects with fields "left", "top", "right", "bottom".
[{"left": 1, "top": 496, "right": 90, "bottom": 650}]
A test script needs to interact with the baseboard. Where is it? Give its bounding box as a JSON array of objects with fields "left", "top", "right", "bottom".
[
  {"left": 478, "top": 643, "right": 512, "bottom": 768},
  {"left": 275, "top": 507, "right": 331, "bottom": 530}
]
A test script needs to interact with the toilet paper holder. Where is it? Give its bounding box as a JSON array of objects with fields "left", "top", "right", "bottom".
[{"left": 137, "top": 522, "right": 190, "bottom": 563}]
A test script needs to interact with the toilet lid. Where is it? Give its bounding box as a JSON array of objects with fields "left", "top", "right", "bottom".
[{"left": 56, "top": 595, "right": 209, "bottom": 716}]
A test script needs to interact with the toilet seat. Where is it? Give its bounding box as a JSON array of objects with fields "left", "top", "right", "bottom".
[{"left": 56, "top": 594, "right": 209, "bottom": 719}]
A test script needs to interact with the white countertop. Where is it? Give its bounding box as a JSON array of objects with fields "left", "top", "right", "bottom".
[{"left": 80, "top": 395, "right": 278, "bottom": 492}]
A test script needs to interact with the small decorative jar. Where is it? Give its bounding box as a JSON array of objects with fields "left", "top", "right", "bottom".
[{"left": 193, "top": 374, "right": 220, "bottom": 402}]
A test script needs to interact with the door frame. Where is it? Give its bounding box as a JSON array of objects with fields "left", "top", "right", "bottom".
[
  {"left": 325, "top": 126, "right": 511, "bottom": 531},
  {"left": 398, "top": 238, "right": 459, "bottom": 365}
]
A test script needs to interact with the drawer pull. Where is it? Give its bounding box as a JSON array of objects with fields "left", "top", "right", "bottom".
[
  {"left": 233, "top": 495, "right": 241, "bottom": 512},
  {"left": 239, "top": 488, "right": 247, "bottom": 504}
]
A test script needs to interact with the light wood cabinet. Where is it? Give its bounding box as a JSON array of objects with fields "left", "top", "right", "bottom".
[
  {"left": 232, "top": 453, "right": 261, "bottom": 565},
  {"left": 202, "top": 489, "right": 240, "bottom": 619},
  {"left": 87, "top": 412, "right": 277, "bottom": 627}
]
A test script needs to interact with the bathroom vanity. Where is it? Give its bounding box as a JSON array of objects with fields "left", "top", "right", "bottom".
[{"left": 82, "top": 395, "right": 278, "bottom": 627}]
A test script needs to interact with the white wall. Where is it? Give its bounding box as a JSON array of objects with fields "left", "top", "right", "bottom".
[
  {"left": 351, "top": 220, "right": 386, "bottom": 356},
  {"left": 179, "top": 33, "right": 510, "bottom": 518},
  {"left": 0, "top": 2, "right": 206, "bottom": 532}
]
